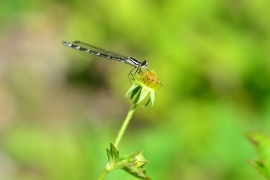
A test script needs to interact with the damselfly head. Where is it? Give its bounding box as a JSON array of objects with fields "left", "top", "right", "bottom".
[{"left": 140, "top": 60, "right": 148, "bottom": 69}]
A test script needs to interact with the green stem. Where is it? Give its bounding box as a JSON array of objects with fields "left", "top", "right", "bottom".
[
  {"left": 98, "top": 101, "right": 138, "bottom": 180},
  {"left": 98, "top": 167, "right": 109, "bottom": 180},
  {"left": 114, "top": 103, "right": 137, "bottom": 148}
]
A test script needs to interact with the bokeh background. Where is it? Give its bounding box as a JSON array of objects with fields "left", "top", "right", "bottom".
[{"left": 1, "top": 0, "right": 270, "bottom": 179}]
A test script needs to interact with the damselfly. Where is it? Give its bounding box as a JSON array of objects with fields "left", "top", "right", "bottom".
[{"left": 62, "top": 41, "right": 148, "bottom": 78}]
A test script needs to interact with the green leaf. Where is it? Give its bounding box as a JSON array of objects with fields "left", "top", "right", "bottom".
[
  {"left": 245, "top": 131, "right": 270, "bottom": 179},
  {"left": 142, "top": 98, "right": 151, "bottom": 107},
  {"left": 136, "top": 86, "right": 150, "bottom": 105},
  {"left": 126, "top": 84, "right": 140, "bottom": 99},
  {"left": 247, "top": 159, "right": 270, "bottom": 180},
  {"left": 130, "top": 86, "right": 141, "bottom": 100},
  {"left": 106, "top": 143, "right": 120, "bottom": 171},
  {"left": 123, "top": 166, "right": 150, "bottom": 180},
  {"left": 121, "top": 151, "right": 151, "bottom": 179},
  {"left": 150, "top": 91, "right": 156, "bottom": 107}
]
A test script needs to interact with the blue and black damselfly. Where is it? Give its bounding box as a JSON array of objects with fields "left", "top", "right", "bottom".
[{"left": 62, "top": 41, "right": 149, "bottom": 79}]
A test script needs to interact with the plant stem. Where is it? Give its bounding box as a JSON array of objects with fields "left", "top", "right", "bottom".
[
  {"left": 114, "top": 103, "right": 137, "bottom": 148},
  {"left": 98, "top": 167, "right": 109, "bottom": 180},
  {"left": 98, "top": 103, "right": 137, "bottom": 180}
]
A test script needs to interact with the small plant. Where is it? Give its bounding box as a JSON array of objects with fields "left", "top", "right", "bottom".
[
  {"left": 98, "top": 70, "right": 162, "bottom": 180},
  {"left": 61, "top": 40, "right": 161, "bottom": 179}
]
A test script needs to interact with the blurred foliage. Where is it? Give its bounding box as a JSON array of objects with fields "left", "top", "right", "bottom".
[
  {"left": 0, "top": 0, "right": 270, "bottom": 179},
  {"left": 246, "top": 131, "right": 270, "bottom": 180}
]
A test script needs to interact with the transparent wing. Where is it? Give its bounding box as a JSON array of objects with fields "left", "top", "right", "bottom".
[{"left": 63, "top": 40, "right": 129, "bottom": 62}]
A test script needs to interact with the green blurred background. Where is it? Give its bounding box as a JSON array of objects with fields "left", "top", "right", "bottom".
[{"left": 1, "top": 0, "right": 270, "bottom": 179}]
